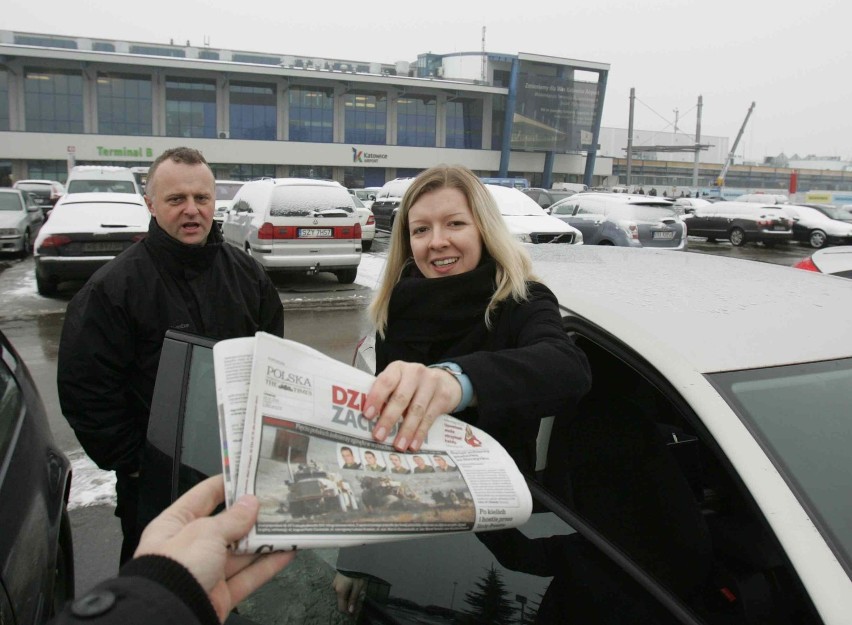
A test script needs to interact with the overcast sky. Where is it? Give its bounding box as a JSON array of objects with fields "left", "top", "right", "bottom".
[{"left": 6, "top": 0, "right": 850, "bottom": 162}]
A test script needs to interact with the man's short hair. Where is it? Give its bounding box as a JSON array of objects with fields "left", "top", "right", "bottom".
[
  {"left": 145, "top": 147, "right": 210, "bottom": 195},
  {"left": 341, "top": 446, "right": 353, "bottom": 455}
]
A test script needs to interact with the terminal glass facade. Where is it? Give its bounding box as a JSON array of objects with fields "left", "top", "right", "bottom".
[
  {"left": 491, "top": 95, "right": 506, "bottom": 151},
  {"left": 397, "top": 96, "right": 436, "bottom": 147},
  {"left": 166, "top": 77, "right": 216, "bottom": 138},
  {"left": 229, "top": 81, "right": 276, "bottom": 140},
  {"left": 446, "top": 99, "right": 483, "bottom": 149},
  {"left": 0, "top": 71, "right": 8, "bottom": 131},
  {"left": 290, "top": 165, "right": 333, "bottom": 179},
  {"left": 97, "top": 73, "right": 153, "bottom": 136},
  {"left": 288, "top": 87, "right": 333, "bottom": 143},
  {"left": 24, "top": 68, "right": 83, "bottom": 133},
  {"left": 27, "top": 160, "right": 68, "bottom": 183},
  {"left": 210, "top": 163, "right": 276, "bottom": 180},
  {"left": 344, "top": 92, "right": 387, "bottom": 145}
]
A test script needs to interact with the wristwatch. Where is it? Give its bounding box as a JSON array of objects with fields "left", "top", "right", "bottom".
[{"left": 428, "top": 361, "right": 474, "bottom": 413}]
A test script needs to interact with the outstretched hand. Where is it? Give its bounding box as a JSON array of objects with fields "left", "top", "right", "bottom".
[
  {"left": 363, "top": 361, "right": 461, "bottom": 451},
  {"left": 134, "top": 475, "right": 295, "bottom": 623}
]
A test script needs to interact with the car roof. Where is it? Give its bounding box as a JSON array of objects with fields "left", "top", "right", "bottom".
[
  {"left": 56, "top": 192, "right": 146, "bottom": 206},
  {"left": 528, "top": 246, "right": 852, "bottom": 374}
]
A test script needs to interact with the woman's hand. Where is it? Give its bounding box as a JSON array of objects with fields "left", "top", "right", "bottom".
[
  {"left": 134, "top": 475, "right": 295, "bottom": 623},
  {"left": 332, "top": 572, "right": 368, "bottom": 614},
  {"left": 363, "top": 361, "right": 461, "bottom": 451}
]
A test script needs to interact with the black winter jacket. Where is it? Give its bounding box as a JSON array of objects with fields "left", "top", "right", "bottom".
[
  {"left": 58, "top": 218, "right": 283, "bottom": 474},
  {"left": 376, "top": 268, "right": 591, "bottom": 472},
  {"left": 51, "top": 556, "right": 218, "bottom": 625}
]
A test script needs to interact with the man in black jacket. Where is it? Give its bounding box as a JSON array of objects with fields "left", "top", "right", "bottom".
[{"left": 58, "top": 147, "right": 284, "bottom": 564}]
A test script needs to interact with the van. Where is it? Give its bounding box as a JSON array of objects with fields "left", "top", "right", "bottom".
[
  {"left": 551, "top": 182, "right": 589, "bottom": 193},
  {"left": 221, "top": 178, "right": 361, "bottom": 283},
  {"left": 65, "top": 166, "right": 141, "bottom": 195}
]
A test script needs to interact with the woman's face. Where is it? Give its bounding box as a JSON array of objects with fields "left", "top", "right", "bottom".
[{"left": 408, "top": 186, "right": 483, "bottom": 279}]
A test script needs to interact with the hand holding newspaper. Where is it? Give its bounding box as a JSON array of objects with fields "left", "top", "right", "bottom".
[{"left": 214, "top": 332, "right": 532, "bottom": 554}]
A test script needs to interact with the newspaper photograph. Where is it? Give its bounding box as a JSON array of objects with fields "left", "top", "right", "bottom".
[{"left": 214, "top": 331, "right": 532, "bottom": 554}]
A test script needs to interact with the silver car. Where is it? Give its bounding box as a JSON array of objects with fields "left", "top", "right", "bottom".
[
  {"left": 0, "top": 188, "right": 44, "bottom": 257},
  {"left": 550, "top": 193, "right": 686, "bottom": 249}
]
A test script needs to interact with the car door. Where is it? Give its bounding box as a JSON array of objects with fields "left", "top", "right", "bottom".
[
  {"left": 24, "top": 193, "right": 45, "bottom": 236},
  {"left": 569, "top": 198, "right": 607, "bottom": 244}
]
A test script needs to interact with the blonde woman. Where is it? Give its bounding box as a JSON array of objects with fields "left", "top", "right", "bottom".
[{"left": 363, "top": 164, "right": 591, "bottom": 470}]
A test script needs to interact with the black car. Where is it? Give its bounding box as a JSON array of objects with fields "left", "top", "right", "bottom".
[
  {"left": 0, "top": 329, "right": 74, "bottom": 624},
  {"left": 683, "top": 201, "right": 793, "bottom": 246},
  {"left": 138, "top": 326, "right": 821, "bottom": 625},
  {"left": 369, "top": 178, "right": 415, "bottom": 232},
  {"left": 520, "top": 188, "right": 577, "bottom": 211}
]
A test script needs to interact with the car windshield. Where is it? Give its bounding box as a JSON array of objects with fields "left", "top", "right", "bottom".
[
  {"left": 708, "top": 358, "right": 852, "bottom": 577},
  {"left": 269, "top": 186, "right": 355, "bottom": 217},
  {"left": 216, "top": 183, "right": 244, "bottom": 201},
  {"left": 0, "top": 194, "right": 23, "bottom": 211},
  {"left": 67, "top": 180, "right": 136, "bottom": 194}
]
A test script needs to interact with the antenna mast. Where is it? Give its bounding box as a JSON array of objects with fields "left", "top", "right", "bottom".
[{"left": 481, "top": 26, "right": 486, "bottom": 82}]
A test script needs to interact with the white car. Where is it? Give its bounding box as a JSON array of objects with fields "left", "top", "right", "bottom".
[
  {"left": 222, "top": 178, "right": 361, "bottom": 283},
  {"left": 214, "top": 180, "right": 245, "bottom": 230},
  {"left": 485, "top": 184, "right": 583, "bottom": 244},
  {"left": 354, "top": 246, "right": 852, "bottom": 624},
  {"left": 794, "top": 245, "right": 852, "bottom": 278},
  {"left": 33, "top": 192, "right": 150, "bottom": 295},
  {"left": 351, "top": 194, "right": 375, "bottom": 252}
]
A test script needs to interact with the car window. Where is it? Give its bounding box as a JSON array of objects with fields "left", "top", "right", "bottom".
[
  {"left": 0, "top": 193, "right": 23, "bottom": 211},
  {"left": 67, "top": 180, "right": 136, "bottom": 194},
  {"left": 216, "top": 183, "right": 244, "bottom": 201},
  {"left": 551, "top": 202, "right": 575, "bottom": 216},
  {"left": 613, "top": 205, "right": 678, "bottom": 221},
  {"left": 0, "top": 352, "right": 23, "bottom": 464},
  {"left": 269, "top": 186, "right": 355, "bottom": 217}
]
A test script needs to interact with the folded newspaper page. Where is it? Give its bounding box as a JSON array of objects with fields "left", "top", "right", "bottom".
[{"left": 214, "top": 331, "right": 532, "bottom": 554}]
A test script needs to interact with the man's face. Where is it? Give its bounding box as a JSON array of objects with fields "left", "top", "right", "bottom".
[
  {"left": 434, "top": 456, "right": 447, "bottom": 469},
  {"left": 413, "top": 456, "right": 425, "bottom": 467},
  {"left": 341, "top": 449, "right": 355, "bottom": 464},
  {"left": 145, "top": 160, "right": 215, "bottom": 245},
  {"left": 365, "top": 453, "right": 377, "bottom": 466},
  {"left": 390, "top": 455, "right": 403, "bottom": 467}
]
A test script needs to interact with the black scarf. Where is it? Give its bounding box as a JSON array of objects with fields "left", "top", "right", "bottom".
[
  {"left": 377, "top": 259, "right": 497, "bottom": 371},
  {"left": 143, "top": 216, "right": 223, "bottom": 279}
]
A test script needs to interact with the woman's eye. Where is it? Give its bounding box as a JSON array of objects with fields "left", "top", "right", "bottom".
[{"left": 411, "top": 226, "right": 428, "bottom": 235}]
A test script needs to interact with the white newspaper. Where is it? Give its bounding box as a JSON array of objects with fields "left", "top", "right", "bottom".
[{"left": 214, "top": 331, "right": 532, "bottom": 554}]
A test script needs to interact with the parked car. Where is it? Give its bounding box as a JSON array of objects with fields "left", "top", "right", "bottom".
[
  {"left": 549, "top": 193, "right": 686, "bottom": 249},
  {"left": 485, "top": 184, "right": 582, "bottom": 244},
  {"left": 351, "top": 194, "right": 376, "bottom": 252},
  {"left": 222, "top": 178, "right": 361, "bottom": 283},
  {"left": 520, "top": 187, "right": 577, "bottom": 211},
  {"left": 370, "top": 177, "right": 416, "bottom": 232},
  {"left": 140, "top": 247, "right": 852, "bottom": 624},
  {"left": 734, "top": 193, "right": 790, "bottom": 204},
  {"left": 348, "top": 188, "right": 381, "bottom": 210},
  {"left": 0, "top": 328, "right": 74, "bottom": 623},
  {"left": 213, "top": 180, "right": 245, "bottom": 231},
  {"left": 65, "top": 165, "right": 141, "bottom": 195},
  {"left": 33, "top": 192, "right": 151, "bottom": 295},
  {"left": 781, "top": 203, "right": 852, "bottom": 248},
  {"left": 0, "top": 188, "right": 45, "bottom": 257},
  {"left": 683, "top": 201, "right": 793, "bottom": 246},
  {"left": 12, "top": 179, "right": 66, "bottom": 216},
  {"left": 672, "top": 197, "right": 712, "bottom": 215},
  {"left": 800, "top": 203, "right": 852, "bottom": 224},
  {"left": 794, "top": 245, "right": 852, "bottom": 278}
]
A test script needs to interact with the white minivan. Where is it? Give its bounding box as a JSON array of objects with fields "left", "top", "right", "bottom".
[
  {"left": 222, "top": 178, "right": 362, "bottom": 283},
  {"left": 65, "top": 166, "right": 141, "bottom": 195}
]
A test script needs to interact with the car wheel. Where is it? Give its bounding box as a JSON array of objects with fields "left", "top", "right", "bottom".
[
  {"left": 36, "top": 270, "right": 58, "bottom": 296},
  {"left": 49, "top": 511, "right": 75, "bottom": 617},
  {"left": 361, "top": 239, "right": 372, "bottom": 252},
  {"left": 598, "top": 240, "right": 614, "bottom": 246},
  {"left": 809, "top": 229, "right": 828, "bottom": 249},
  {"left": 729, "top": 227, "right": 746, "bottom": 247},
  {"left": 336, "top": 268, "right": 357, "bottom": 284},
  {"left": 19, "top": 229, "right": 32, "bottom": 258}
]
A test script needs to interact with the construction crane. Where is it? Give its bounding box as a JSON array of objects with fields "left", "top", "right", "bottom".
[{"left": 715, "top": 102, "right": 756, "bottom": 186}]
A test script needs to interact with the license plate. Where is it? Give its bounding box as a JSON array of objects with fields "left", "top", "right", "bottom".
[
  {"left": 653, "top": 231, "right": 675, "bottom": 239},
  {"left": 773, "top": 224, "right": 787, "bottom": 231},
  {"left": 298, "top": 228, "right": 332, "bottom": 238},
  {"left": 82, "top": 241, "right": 124, "bottom": 253}
]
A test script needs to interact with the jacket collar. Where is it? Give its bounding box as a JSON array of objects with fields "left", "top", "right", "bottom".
[{"left": 143, "top": 217, "right": 222, "bottom": 275}]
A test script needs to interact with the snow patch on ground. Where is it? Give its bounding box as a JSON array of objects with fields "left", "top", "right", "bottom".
[{"left": 67, "top": 448, "right": 117, "bottom": 509}]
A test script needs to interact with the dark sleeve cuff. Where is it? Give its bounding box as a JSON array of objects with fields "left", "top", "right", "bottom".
[{"left": 120, "top": 555, "right": 219, "bottom": 625}]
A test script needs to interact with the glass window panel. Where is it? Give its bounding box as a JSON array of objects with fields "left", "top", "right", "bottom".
[
  {"left": 229, "top": 82, "right": 276, "bottom": 140},
  {"left": 0, "top": 71, "right": 9, "bottom": 131},
  {"left": 288, "top": 87, "right": 333, "bottom": 143},
  {"left": 166, "top": 78, "right": 216, "bottom": 138},
  {"left": 24, "top": 69, "right": 83, "bottom": 133},
  {"left": 344, "top": 92, "right": 386, "bottom": 145},
  {"left": 97, "top": 73, "right": 153, "bottom": 136}
]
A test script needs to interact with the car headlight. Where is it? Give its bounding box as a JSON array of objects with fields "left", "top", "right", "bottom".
[
  {"left": 514, "top": 233, "right": 532, "bottom": 243},
  {"left": 0, "top": 228, "right": 19, "bottom": 236},
  {"left": 573, "top": 230, "right": 584, "bottom": 244}
]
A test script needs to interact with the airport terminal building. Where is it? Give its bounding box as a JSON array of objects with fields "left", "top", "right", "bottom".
[{"left": 0, "top": 30, "right": 613, "bottom": 188}]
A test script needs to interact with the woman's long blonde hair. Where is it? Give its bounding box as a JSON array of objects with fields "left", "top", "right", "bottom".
[{"left": 369, "top": 165, "right": 536, "bottom": 337}]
